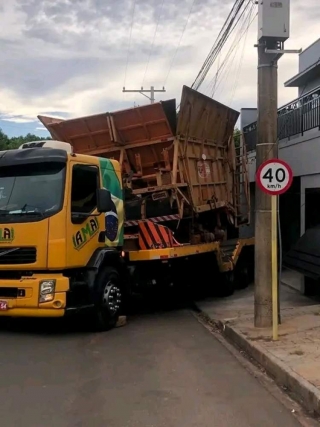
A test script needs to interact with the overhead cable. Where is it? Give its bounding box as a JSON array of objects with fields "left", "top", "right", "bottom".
[
  {"left": 191, "top": 0, "right": 251, "bottom": 91},
  {"left": 124, "top": 0, "right": 137, "bottom": 88}
]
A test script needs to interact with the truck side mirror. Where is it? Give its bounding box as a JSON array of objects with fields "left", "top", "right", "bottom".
[{"left": 97, "top": 188, "right": 113, "bottom": 213}]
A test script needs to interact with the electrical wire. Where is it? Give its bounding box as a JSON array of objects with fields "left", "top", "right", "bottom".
[
  {"left": 192, "top": 0, "right": 245, "bottom": 90},
  {"left": 198, "top": 0, "right": 247, "bottom": 90},
  {"left": 211, "top": 52, "right": 221, "bottom": 96},
  {"left": 204, "top": 0, "right": 251, "bottom": 91},
  {"left": 141, "top": 0, "right": 165, "bottom": 87},
  {"left": 211, "top": 3, "right": 254, "bottom": 98},
  {"left": 163, "top": 0, "right": 197, "bottom": 86},
  {"left": 123, "top": 0, "right": 137, "bottom": 88},
  {"left": 204, "top": 9, "right": 248, "bottom": 97},
  {"left": 191, "top": 0, "right": 250, "bottom": 91},
  {"left": 228, "top": 2, "right": 255, "bottom": 105},
  {"left": 207, "top": 2, "right": 256, "bottom": 97},
  {"left": 211, "top": 42, "right": 239, "bottom": 98},
  {"left": 211, "top": 13, "right": 256, "bottom": 99}
]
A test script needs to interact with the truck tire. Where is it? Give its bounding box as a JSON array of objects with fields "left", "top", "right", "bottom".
[
  {"left": 217, "top": 271, "right": 235, "bottom": 297},
  {"left": 91, "top": 267, "right": 123, "bottom": 332}
]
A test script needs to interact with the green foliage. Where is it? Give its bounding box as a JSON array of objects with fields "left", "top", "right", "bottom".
[
  {"left": 234, "top": 127, "right": 241, "bottom": 148},
  {"left": 0, "top": 128, "right": 51, "bottom": 151}
]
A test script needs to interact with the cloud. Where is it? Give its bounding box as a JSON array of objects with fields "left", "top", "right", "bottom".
[
  {"left": 0, "top": 0, "right": 319, "bottom": 135},
  {"left": 1, "top": 117, "right": 34, "bottom": 124}
]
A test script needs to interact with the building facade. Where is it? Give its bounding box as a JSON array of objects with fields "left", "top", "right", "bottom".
[{"left": 240, "top": 38, "right": 320, "bottom": 255}]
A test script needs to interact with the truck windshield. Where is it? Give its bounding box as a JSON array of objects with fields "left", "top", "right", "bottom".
[{"left": 0, "top": 162, "right": 65, "bottom": 221}]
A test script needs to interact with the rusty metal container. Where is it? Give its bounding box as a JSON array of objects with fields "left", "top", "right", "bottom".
[{"left": 38, "top": 86, "right": 249, "bottom": 227}]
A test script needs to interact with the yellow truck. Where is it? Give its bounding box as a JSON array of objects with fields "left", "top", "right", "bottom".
[{"left": 0, "top": 86, "right": 254, "bottom": 330}]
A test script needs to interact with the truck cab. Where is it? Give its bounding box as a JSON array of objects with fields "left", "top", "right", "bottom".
[{"left": 0, "top": 140, "right": 127, "bottom": 330}]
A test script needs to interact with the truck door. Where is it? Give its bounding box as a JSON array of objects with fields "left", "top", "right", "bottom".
[{"left": 66, "top": 163, "right": 104, "bottom": 268}]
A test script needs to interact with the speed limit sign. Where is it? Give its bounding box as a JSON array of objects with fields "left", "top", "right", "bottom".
[{"left": 256, "top": 159, "right": 293, "bottom": 195}]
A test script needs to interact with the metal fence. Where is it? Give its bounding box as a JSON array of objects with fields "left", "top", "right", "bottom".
[{"left": 243, "top": 86, "right": 320, "bottom": 152}]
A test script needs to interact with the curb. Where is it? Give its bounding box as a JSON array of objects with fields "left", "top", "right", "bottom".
[{"left": 197, "top": 308, "right": 320, "bottom": 417}]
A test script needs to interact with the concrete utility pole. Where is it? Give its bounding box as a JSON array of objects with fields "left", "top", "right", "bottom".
[
  {"left": 254, "top": 0, "right": 295, "bottom": 327},
  {"left": 122, "top": 86, "right": 166, "bottom": 104}
]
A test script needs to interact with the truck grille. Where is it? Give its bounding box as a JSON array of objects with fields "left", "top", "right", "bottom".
[
  {"left": 0, "top": 287, "right": 18, "bottom": 298},
  {"left": 0, "top": 247, "right": 36, "bottom": 264}
]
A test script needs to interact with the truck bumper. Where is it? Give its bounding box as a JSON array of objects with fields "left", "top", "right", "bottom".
[{"left": 0, "top": 274, "right": 69, "bottom": 318}]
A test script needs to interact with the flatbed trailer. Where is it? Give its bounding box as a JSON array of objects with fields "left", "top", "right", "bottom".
[
  {"left": 125, "top": 231, "right": 254, "bottom": 297},
  {"left": 36, "top": 85, "right": 254, "bottom": 303},
  {"left": 0, "top": 84, "right": 256, "bottom": 331},
  {"left": 127, "top": 236, "right": 254, "bottom": 268}
]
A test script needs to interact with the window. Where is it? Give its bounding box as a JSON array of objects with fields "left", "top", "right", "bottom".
[
  {"left": 71, "top": 165, "right": 99, "bottom": 219},
  {"left": 0, "top": 162, "right": 65, "bottom": 223}
]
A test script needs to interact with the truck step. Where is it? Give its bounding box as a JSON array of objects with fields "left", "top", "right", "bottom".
[{"left": 220, "top": 239, "right": 239, "bottom": 262}]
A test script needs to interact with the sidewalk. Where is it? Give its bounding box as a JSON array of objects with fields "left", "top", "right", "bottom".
[{"left": 196, "top": 284, "right": 320, "bottom": 417}]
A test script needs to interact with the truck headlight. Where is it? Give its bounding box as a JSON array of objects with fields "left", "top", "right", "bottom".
[{"left": 39, "top": 280, "right": 56, "bottom": 303}]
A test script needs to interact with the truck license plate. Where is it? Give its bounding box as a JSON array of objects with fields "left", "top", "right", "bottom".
[{"left": 0, "top": 301, "right": 8, "bottom": 311}]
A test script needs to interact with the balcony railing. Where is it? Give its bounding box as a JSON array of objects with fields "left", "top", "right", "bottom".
[{"left": 243, "top": 86, "right": 320, "bottom": 152}]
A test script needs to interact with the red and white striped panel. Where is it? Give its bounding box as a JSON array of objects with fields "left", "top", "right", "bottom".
[{"left": 124, "top": 214, "right": 180, "bottom": 227}]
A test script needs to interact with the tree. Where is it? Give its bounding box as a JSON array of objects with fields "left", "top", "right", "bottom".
[
  {"left": 0, "top": 128, "right": 51, "bottom": 151},
  {"left": 234, "top": 127, "right": 241, "bottom": 148},
  {"left": 0, "top": 129, "right": 9, "bottom": 151}
]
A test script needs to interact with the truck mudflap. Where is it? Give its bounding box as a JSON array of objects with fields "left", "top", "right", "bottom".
[{"left": 283, "top": 226, "right": 320, "bottom": 280}]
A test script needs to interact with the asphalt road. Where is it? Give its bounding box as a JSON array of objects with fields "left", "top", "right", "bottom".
[{"left": 0, "top": 310, "right": 303, "bottom": 427}]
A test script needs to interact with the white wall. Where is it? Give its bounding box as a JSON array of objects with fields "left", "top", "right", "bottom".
[
  {"left": 247, "top": 127, "right": 320, "bottom": 183},
  {"left": 299, "top": 38, "right": 320, "bottom": 73}
]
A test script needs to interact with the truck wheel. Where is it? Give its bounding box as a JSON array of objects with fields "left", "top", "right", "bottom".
[
  {"left": 91, "top": 267, "right": 123, "bottom": 332},
  {"left": 218, "top": 271, "right": 235, "bottom": 297}
]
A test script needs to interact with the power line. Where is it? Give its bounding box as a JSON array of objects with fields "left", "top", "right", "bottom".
[
  {"left": 141, "top": 0, "right": 165, "bottom": 87},
  {"left": 211, "top": 52, "right": 221, "bottom": 96},
  {"left": 210, "top": 2, "right": 256, "bottom": 98},
  {"left": 192, "top": 0, "right": 245, "bottom": 90},
  {"left": 164, "top": 0, "right": 197, "bottom": 86},
  {"left": 191, "top": 0, "right": 251, "bottom": 91},
  {"left": 205, "top": 0, "right": 251, "bottom": 93},
  {"left": 213, "top": 1, "right": 253, "bottom": 99},
  {"left": 123, "top": 0, "right": 137, "bottom": 88},
  {"left": 228, "top": 2, "right": 255, "bottom": 105},
  {"left": 211, "top": 41, "right": 238, "bottom": 98},
  {"left": 205, "top": 3, "right": 256, "bottom": 97},
  {"left": 214, "top": 12, "right": 257, "bottom": 97}
]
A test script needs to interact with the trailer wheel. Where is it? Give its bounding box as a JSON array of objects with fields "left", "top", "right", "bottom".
[
  {"left": 91, "top": 267, "right": 123, "bottom": 332},
  {"left": 218, "top": 271, "right": 235, "bottom": 297}
]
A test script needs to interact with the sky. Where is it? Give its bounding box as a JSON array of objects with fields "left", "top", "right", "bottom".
[{"left": 0, "top": 0, "right": 319, "bottom": 137}]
